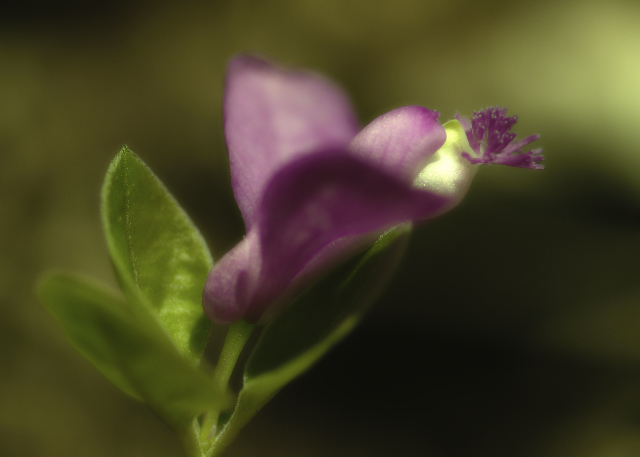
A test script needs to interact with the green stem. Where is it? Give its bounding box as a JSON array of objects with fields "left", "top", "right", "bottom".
[
  {"left": 178, "top": 419, "right": 204, "bottom": 457},
  {"left": 199, "top": 320, "right": 255, "bottom": 446}
]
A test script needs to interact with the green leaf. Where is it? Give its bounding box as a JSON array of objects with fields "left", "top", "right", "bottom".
[
  {"left": 209, "top": 225, "right": 411, "bottom": 454},
  {"left": 38, "top": 273, "right": 228, "bottom": 427},
  {"left": 101, "top": 146, "right": 213, "bottom": 364}
]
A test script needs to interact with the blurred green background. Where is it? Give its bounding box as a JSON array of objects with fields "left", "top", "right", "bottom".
[{"left": 3, "top": 0, "right": 640, "bottom": 455}]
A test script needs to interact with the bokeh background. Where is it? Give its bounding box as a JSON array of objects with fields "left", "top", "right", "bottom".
[{"left": 3, "top": 0, "right": 640, "bottom": 455}]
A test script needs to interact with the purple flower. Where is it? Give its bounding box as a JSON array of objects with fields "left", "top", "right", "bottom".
[{"left": 202, "top": 55, "right": 543, "bottom": 325}]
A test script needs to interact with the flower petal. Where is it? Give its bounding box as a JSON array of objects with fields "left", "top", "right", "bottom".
[
  {"left": 347, "top": 106, "right": 446, "bottom": 183},
  {"left": 224, "top": 55, "right": 360, "bottom": 229},
  {"left": 202, "top": 230, "right": 261, "bottom": 324},
  {"left": 252, "top": 150, "right": 450, "bottom": 322},
  {"left": 203, "top": 150, "right": 451, "bottom": 324}
]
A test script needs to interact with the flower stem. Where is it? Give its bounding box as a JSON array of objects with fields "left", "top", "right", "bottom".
[
  {"left": 199, "top": 320, "right": 255, "bottom": 447},
  {"left": 178, "top": 419, "right": 204, "bottom": 457}
]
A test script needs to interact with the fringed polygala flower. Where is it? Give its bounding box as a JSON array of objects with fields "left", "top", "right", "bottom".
[{"left": 203, "top": 55, "right": 543, "bottom": 325}]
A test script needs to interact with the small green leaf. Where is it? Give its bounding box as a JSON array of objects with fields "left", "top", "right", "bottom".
[
  {"left": 210, "top": 225, "right": 411, "bottom": 454},
  {"left": 101, "top": 146, "right": 213, "bottom": 364},
  {"left": 38, "top": 273, "right": 228, "bottom": 427}
]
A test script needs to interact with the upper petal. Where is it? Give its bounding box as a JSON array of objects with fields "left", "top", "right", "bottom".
[
  {"left": 347, "top": 106, "right": 446, "bottom": 184},
  {"left": 224, "top": 55, "right": 360, "bottom": 229}
]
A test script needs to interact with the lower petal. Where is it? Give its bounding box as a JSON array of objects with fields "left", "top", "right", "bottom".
[
  {"left": 202, "top": 230, "right": 261, "bottom": 324},
  {"left": 249, "top": 150, "right": 450, "bottom": 321}
]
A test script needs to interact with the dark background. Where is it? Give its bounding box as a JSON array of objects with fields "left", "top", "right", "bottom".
[{"left": 2, "top": 0, "right": 640, "bottom": 456}]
